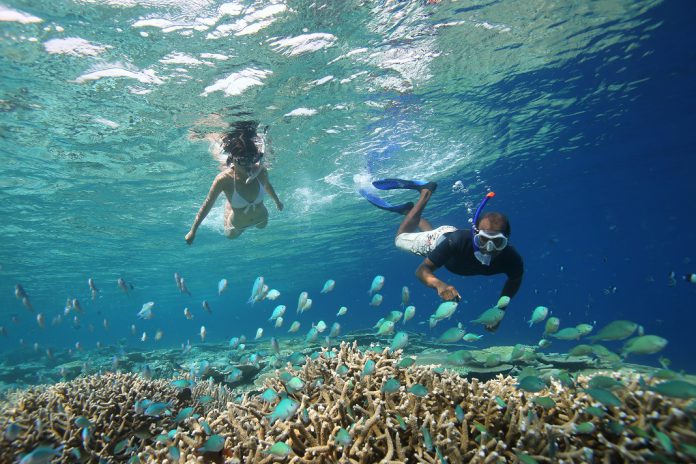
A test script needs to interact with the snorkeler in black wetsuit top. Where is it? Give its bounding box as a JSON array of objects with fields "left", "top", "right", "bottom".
[{"left": 362, "top": 180, "right": 523, "bottom": 331}]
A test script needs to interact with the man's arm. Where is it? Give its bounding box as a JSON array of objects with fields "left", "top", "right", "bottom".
[
  {"left": 501, "top": 275, "right": 523, "bottom": 299},
  {"left": 416, "top": 258, "right": 461, "bottom": 301}
]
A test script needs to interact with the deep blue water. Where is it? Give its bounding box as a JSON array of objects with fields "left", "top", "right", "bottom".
[{"left": 1, "top": 0, "right": 695, "bottom": 379}]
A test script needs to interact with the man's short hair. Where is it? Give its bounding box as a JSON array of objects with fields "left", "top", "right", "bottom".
[{"left": 476, "top": 212, "right": 511, "bottom": 237}]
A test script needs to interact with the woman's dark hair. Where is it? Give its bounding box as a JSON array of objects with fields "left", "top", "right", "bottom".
[
  {"left": 475, "top": 212, "right": 511, "bottom": 237},
  {"left": 223, "top": 120, "right": 260, "bottom": 167}
]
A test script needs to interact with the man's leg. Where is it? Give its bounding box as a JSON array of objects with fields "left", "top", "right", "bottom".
[{"left": 396, "top": 185, "right": 436, "bottom": 236}]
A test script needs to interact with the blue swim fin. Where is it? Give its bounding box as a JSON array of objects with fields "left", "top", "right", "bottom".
[
  {"left": 359, "top": 189, "right": 414, "bottom": 214},
  {"left": 372, "top": 178, "right": 436, "bottom": 192}
]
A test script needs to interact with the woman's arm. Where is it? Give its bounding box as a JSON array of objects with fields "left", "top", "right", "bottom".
[
  {"left": 185, "top": 175, "right": 224, "bottom": 244},
  {"left": 258, "top": 168, "right": 283, "bottom": 211}
]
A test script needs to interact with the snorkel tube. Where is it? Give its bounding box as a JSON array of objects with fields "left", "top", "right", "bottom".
[{"left": 471, "top": 192, "right": 496, "bottom": 254}]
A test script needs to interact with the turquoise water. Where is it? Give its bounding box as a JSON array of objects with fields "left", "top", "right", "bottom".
[{"left": 1, "top": 0, "right": 695, "bottom": 374}]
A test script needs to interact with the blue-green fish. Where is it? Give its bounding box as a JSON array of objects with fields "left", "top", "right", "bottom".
[
  {"left": 377, "top": 320, "right": 395, "bottom": 336},
  {"left": 532, "top": 396, "right": 556, "bottom": 409},
  {"left": 454, "top": 405, "right": 465, "bottom": 422},
  {"left": 75, "top": 416, "right": 92, "bottom": 428},
  {"left": 335, "top": 427, "right": 352, "bottom": 446},
  {"left": 168, "top": 446, "right": 181, "bottom": 459},
  {"left": 362, "top": 359, "right": 376, "bottom": 377},
  {"left": 197, "top": 396, "right": 214, "bottom": 405},
  {"left": 648, "top": 379, "right": 696, "bottom": 399},
  {"left": 369, "top": 294, "right": 383, "bottom": 307},
  {"left": 369, "top": 275, "right": 385, "bottom": 295},
  {"left": 296, "top": 291, "right": 308, "bottom": 314},
  {"left": 484, "top": 353, "right": 501, "bottom": 367},
  {"left": 114, "top": 439, "right": 129, "bottom": 454},
  {"left": 589, "top": 320, "right": 638, "bottom": 342},
  {"left": 496, "top": 296, "right": 511, "bottom": 309},
  {"left": 174, "top": 407, "right": 195, "bottom": 423},
  {"left": 437, "top": 324, "right": 466, "bottom": 343},
  {"left": 587, "top": 375, "right": 624, "bottom": 390},
  {"left": 336, "top": 306, "right": 348, "bottom": 316},
  {"left": 398, "top": 357, "right": 415, "bottom": 368},
  {"left": 573, "top": 422, "right": 595, "bottom": 434},
  {"left": 144, "top": 402, "right": 172, "bottom": 417},
  {"left": 269, "top": 305, "right": 286, "bottom": 321},
  {"left": 329, "top": 322, "right": 341, "bottom": 338},
  {"left": 494, "top": 396, "right": 507, "bottom": 408},
  {"left": 336, "top": 364, "right": 350, "bottom": 375},
  {"left": 305, "top": 327, "right": 318, "bottom": 342},
  {"left": 288, "top": 321, "right": 301, "bottom": 333},
  {"left": 470, "top": 306, "right": 504, "bottom": 329},
  {"left": 268, "top": 398, "right": 300, "bottom": 424},
  {"left": 198, "top": 435, "right": 224, "bottom": 453},
  {"left": 261, "top": 388, "right": 278, "bottom": 403},
  {"left": 528, "top": 306, "right": 548, "bottom": 327},
  {"left": 544, "top": 317, "right": 560, "bottom": 336},
  {"left": 431, "top": 301, "right": 459, "bottom": 324},
  {"left": 568, "top": 344, "right": 594, "bottom": 357},
  {"left": 171, "top": 379, "right": 193, "bottom": 389},
  {"left": 265, "top": 441, "right": 292, "bottom": 457},
  {"left": 320, "top": 279, "right": 335, "bottom": 294},
  {"left": 381, "top": 378, "right": 401, "bottom": 394},
  {"left": 421, "top": 425, "right": 433, "bottom": 451},
  {"left": 248, "top": 276, "right": 264, "bottom": 305},
  {"left": 621, "top": 335, "right": 668, "bottom": 357},
  {"left": 403, "top": 305, "right": 415, "bottom": 323},
  {"left": 386, "top": 310, "right": 403, "bottom": 323},
  {"left": 225, "top": 367, "right": 243, "bottom": 383},
  {"left": 515, "top": 376, "right": 547, "bottom": 392},
  {"left": 390, "top": 331, "right": 408, "bottom": 352},
  {"left": 462, "top": 333, "right": 482, "bottom": 342},
  {"left": 401, "top": 286, "right": 409, "bottom": 307},
  {"left": 582, "top": 388, "right": 622, "bottom": 407},
  {"left": 19, "top": 446, "right": 64, "bottom": 464},
  {"left": 446, "top": 350, "right": 472, "bottom": 366},
  {"left": 550, "top": 327, "right": 582, "bottom": 341},
  {"left": 408, "top": 384, "right": 429, "bottom": 397},
  {"left": 286, "top": 377, "right": 304, "bottom": 393},
  {"left": 575, "top": 323, "right": 594, "bottom": 336}
]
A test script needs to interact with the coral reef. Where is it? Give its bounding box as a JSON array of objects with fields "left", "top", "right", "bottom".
[{"left": 1, "top": 342, "right": 695, "bottom": 463}]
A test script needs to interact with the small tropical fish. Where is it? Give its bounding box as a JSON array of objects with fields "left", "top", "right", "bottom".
[
  {"left": 589, "top": 320, "right": 638, "bottom": 342},
  {"left": 305, "top": 326, "right": 318, "bottom": 342},
  {"left": 582, "top": 388, "right": 622, "bottom": 407},
  {"left": 648, "top": 379, "right": 696, "bottom": 399},
  {"left": 390, "top": 331, "right": 409, "bottom": 352},
  {"left": 320, "top": 279, "right": 335, "bottom": 293},
  {"left": 184, "top": 307, "right": 193, "bottom": 320},
  {"left": 168, "top": 446, "right": 181, "bottom": 460},
  {"left": 255, "top": 328, "right": 263, "bottom": 340},
  {"left": 141, "top": 332, "right": 148, "bottom": 342},
  {"left": 229, "top": 337, "right": 240, "bottom": 349},
  {"left": 268, "top": 398, "right": 299, "bottom": 424},
  {"left": 516, "top": 376, "right": 547, "bottom": 392},
  {"left": 538, "top": 339, "right": 552, "bottom": 349},
  {"left": 336, "top": 364, "right": 350, "bottom": 375},
  {"left": 336, "top": 306, "right": 348, "bottom": 316},
  {"left": 421, "top": 424, "right": 433, "bottom": 451},
  {"left": 36, "top": 313, "right": 45, "bottom": 329},
  {"left": 357, "top": 359, "right": 375, "bottom": 378},
  {"left": 494, "top": 396, "right": 507, "bottom": 408},
  {"left": 171, "top": 379, "right": 193, "bottom": 389},
  {"left": 295, "top": 298, "right": 311, "bottom": 314},
  {"left": 226, "top": 367, "right": 243, "bottom": 383},
  {"left": 684, "top": 273, "right": 696, "bottom": 283},
  {"left": 585, "top": 406, "right": 606, "bottom": 417},
  {"left": 18, "top": 446, "right": 64, "bottom": 464},
  {"left": 532, "top": 396, "right": 556, "bottom": 409},
  {"left": 266, "top": 289, "right": 281, "bottom": 300},
  {"left": 197, "top": 396, "right": 214, "bottom": 405},
  {"left": 588, "top": 375, "right": 624, "bottom": 390},
  {"left": 288, "top": 321, "right": 301, "bottom": 333},
  {"left": 261, "top": 388, "right": 278, "bottom": 403},
  {"left": 114, "top": 438, "right": 129, "bottom": 454},
  {"left": 137, "top": 302, "right": 155, "bottom": 320},
  {"left": 377, "top": 320, "right": 395, "bottom": 336},
  {"left": 275, "top": 317, "right": 283, "bottom": 328},
  {"left": 544, "top": 317, "right": 560, "bottom": 336},
  {"left": 437, "top": 324, "right": 466, "bottom": 343},
  {"left": 575, "top": 323, "right": 594, "bottom": 336},
  {"left": 573, "top": 422, "right": 595, "bottom": 434},
  {"left": 265, "top": 441, "right": 292, "bottom": 457},
  {"left": 200, "top": 325, "right": 206, "bottom": 342},
  {"left": 432, "top": 301, "right": 459, "bottom": 323},
  {"left": 621, "top": 335, "right": 668, "bottom": 357},
  {"left": 528, "top": 306, "right": 548, "bottom": 327},
  {"left": 329, "top": 322, "right": 341, "bottom": 338},
  {"left": 496, "top": 296, "right": 511, "bottom": 309},
  {"left": 202, "top": 300, "right": 212, "bottom": 314},
  {"left": 369, "top": 275, "right": 385, "bottom": 295},
  {"left": 88, "top": 277, "right": 99, "bottom": 300},
  {"left": 117, "top": 277, "right": 133, "bottom": 294},
  {"left": 335, "top": 427, "right": 351, "bottom": 447},
  {"left": 401, "top": 286, "right": 410, "bottom": 307},
  {"left": 381, "top": 378, "right": 401, "bottom": 394},
  {"left": 174, "top": 407, "right": 194, "bottom": 423},
  {"left": 179, "top": 277, "right": 191, "bottom": 295},
  {"left": 198, "top": 435, "right": 225, "bottom": 453},
  {"left": 369, "top": 294, "right": 383, "bottom": 307},
  {"left": 145, "top": 402, "right": 172, "bottom": 417},
  {"left": 286, "top": 377, "right": 304, "bottom": 393},
  {"left": 408, "top": 384, "right": 429, "bottom": 397},
  {"left": 269, "top": 305, "right": 286, "bottom": 321},
  {"left": 462, "top": 333, "right": 482, "bottom": 342},
  {"left": 568, "top": 344, "right": 594, "bottom": 357},
  {"left": 446, "top": 350, "right": 472, "bottom": 366},
  {"left": 454, "top": 405, "right": 465, "bottom": 422},
  {"left": 484, "top": 353, "right": 501, "bottom": 367},
  {"left": 218, "top": 279, "right": 228, "bottom": 295},
  {"left": 154, "top": 329, "right": 164, "bottom": 341},
  {"left": 398, "top": 357, "right": 416, "bottom": 368},
  {"left": 470, "top": 305, "right": 504, "bottom": 329},
  {"left": 403, "top": 305, "right": 415, "bottom": 322},
  {"left": 551, "top": 327, "right": 582, "bottom": 340},
  {"left": 386, "top": 310, "right": 403, "bottom": 323},
  {"left": 249, "top": 277, "right": 265, "bottom": 305},
  {"left": 652, "top": 426, "right": 673, "bottom": 453},
  {"left": 296, "top": 291, "right": 308, "bottom": 314},
  {"left": 315, "top": 320, "right": 327, "bottom": 333},
  {"left": 515, "top": 453, "right": 539, "bottom": 464}
]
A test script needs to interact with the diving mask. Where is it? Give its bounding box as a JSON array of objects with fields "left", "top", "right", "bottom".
[{"left": 473, "top": 230, "right": 508, "bottom": 252}]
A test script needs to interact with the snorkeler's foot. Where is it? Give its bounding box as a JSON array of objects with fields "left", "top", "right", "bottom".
[
  {"left": 372, "top": 178, "right": 436, "bottom": 192},
  {"left": 359, "top": 189, "right": 415, "bottom": 214}
]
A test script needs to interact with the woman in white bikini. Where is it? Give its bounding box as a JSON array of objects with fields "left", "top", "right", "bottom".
[{"left": 185, "top": 123, "right": 283, "bottom": 244}]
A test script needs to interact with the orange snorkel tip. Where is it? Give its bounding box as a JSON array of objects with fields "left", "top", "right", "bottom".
[{"left": 486, "top": 192, "right": 495, "bottom": 198}]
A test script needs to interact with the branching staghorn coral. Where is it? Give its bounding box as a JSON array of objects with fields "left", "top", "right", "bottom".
[{"left": 0, "top": 342, "right": 694, "bottom": 463}]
